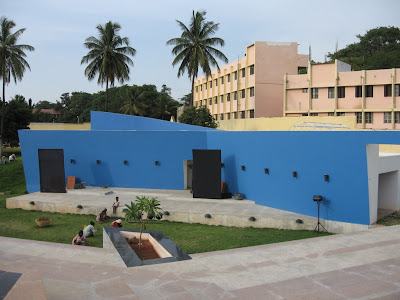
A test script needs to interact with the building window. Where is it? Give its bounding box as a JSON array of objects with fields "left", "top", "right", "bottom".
[
  {"left": 209, "top": 98, "right": 212, "bottom": 105},
  {"left": 249, "top": 65, "right": 255, "bottom": 75},
  {"left": 234, "top": 71, "right": 237, "bottom": 80},
  {"left": 328, "top": 87, "right": 335, "bottom": 99},
  {"left": 338, "top": 87, "right": 345, "bottom": 98},
  {"left": 302, "top": 113, "right": 308, "bottom": 116},
  {"left": 356, "top": 112, "right": 362, "bottom": 123},
  {"left": 366, "top": 85, "right": 373, "bottom": 97},
  {"left": 310, "top": 113, "right": 318, "bottom": 116},
  {"left": 200, "top": 85, "right": 203, "bottom": 92},
  {"left": 337, "top": 112, "right": 345, "bottom": 116},
  {"left": 196, "top": 86, "right": 198, "bottom": 93},
  {"left": 302, "top": 88, "right": 308, "bottom": 93},
  {"left": 215, "top": 79, "right": 218, "bottom": 86},
  {"left": 214, "top": 114, "right": 218, "bottom": 120},
  {"left": 209, "top": 81, "right": 212, "bottom": 88},
  {"left": 250, "top": 87, "right": 255, "bottom": 97},
  {"left": 311, "top": 88, "right": 318, "bottom": 99},
  {"left": 328, "top": 112, "right": 334, "bottom": 116},
  {"left": 249, "top": 109, "right": 255, "bottom": 118},
  {"left": 220, "top": 95, "right": 224, "bottom": 103},
  {"left": 241, "top": 68, "right": 245, "bottom": 77},
  {"left": 215, "top": 97, "right": 218, "bottom": 104},
  {"left": 220, "top": 114, "right": 224, "bottom": 120},
  {"left": 240, "top": 111, "right": 245, "bottom": 119},
  {"left": 241, "top": 89, "right": 245, "bottom": 98},
  {"left": 234, "top": 112, "right": 238, "bottom": 119},
  {"left": 384, "top": 84, "right": 392, "bottom": 97},
  {"left": 355, "top": 86, "right": 362, "bottom": 98},
  {"left": 227, "top": 113, "right": 231, "bottom": 120},
  {"left": 227, "top": 93, "right": 231, "bottom": 101},
  {"left": 384, "top": 112, "right": 392, "bottom": 123},
  {"left": 205, "top": 83, "right": 207, "bottom": 90},
  {"left": 199, "top": 100, "right": 202, "bottom": 106},
  {"left": 395, "top": 112, "right": 400, "bottom": 123},
  {"left": 396, "top": 84, "right": 400, "bottom": 96},
  {"left": 365, "top": 112, "right": 373, "bottom": 123},
  {"left": 221, "top": 77, "right": 224, "bottom": 85},
  {"left": 227, "top": 74, "right": 231, "bottom": 83},
  {"left": 234, "top": 91, "right": 238, "bottom": 100}
]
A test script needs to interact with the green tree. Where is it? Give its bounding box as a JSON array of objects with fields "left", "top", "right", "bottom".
[
  {"left": 0, "top": 17, "right": 34, "bottom": 155},
  {"left": 328, "top": 26, "right": 400, "bottom": 70},
  {"left": 178, "top": 105, "right": 217, "bottom": 128},
  {"left": 120, "top": 85, "right": 144, "bottom": 115},
  {"left": 2, "top": 94, "right": 32, "bottom": 144},
  {"left": 180, "top": 93, "right": 192, "bottom": 106},
  {"left": 167, "top": 11, "right": 228, "bottom": 106},
  {"left": 81, "top": 21, "right": 136, "bottom": 112}
]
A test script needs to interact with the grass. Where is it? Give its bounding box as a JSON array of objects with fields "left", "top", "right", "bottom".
[
  {"left": 377, "top": 211, "right": 400, "bottom": 226},
  {"left": 0, "top": 158, "right": 332, "bottom": 253}
]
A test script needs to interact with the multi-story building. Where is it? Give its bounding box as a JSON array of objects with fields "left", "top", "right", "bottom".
[
  {"left": 284, "top": 60, "right": 400, "bottom": 129},
  {"left": 193, "top": 42, "right": 308, "bottom": 120}
]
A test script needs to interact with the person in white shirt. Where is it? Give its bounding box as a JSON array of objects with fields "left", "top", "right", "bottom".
[{"left": 83, "top": 221, "right": 97, "bottom": 237}]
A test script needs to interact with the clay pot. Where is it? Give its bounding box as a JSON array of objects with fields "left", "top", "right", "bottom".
[{"left": 35, "top": 219, "right": 51, "bottom": 227}]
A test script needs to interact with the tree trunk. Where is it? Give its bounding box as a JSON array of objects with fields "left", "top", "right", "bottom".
[
  {"left": 1, "top": 64, "right": 6, "bottom": 158},
  {"left": 105, "top": 79, "right": 109, "bottom": 112},
  {"left": 191, "top": 75, "right": 195, "bottom": 107}
]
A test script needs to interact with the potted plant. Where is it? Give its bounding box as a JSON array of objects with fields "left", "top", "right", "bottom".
[
  {"left": 35, "top": 216, "right": 51, "bottom": 227},
  {"left": 124, "top": 196, "right": 162, "bottom": 251}
]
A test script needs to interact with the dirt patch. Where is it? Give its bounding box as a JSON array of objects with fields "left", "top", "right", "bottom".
[{"left": 126, "top": 238, "right": 161, "bottom": 260}]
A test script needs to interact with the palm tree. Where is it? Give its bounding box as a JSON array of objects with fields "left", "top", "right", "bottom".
[
  {"left": 120, "top": 85, "right": 143, "bottom": 115},
  {"left": 166, "top": 11, "right": 228, "bottom": 106},
  {"left": 0, "top": 17, "right": 34, "bottom": 156},
  {"left": 81, "top": 21, "right": 136, "bottom": 112}
]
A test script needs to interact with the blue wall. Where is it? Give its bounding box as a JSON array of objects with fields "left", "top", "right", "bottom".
[
  {"left": 19, "top": 112, "right": 400, "bottom": 226},
  {"left": 19, "top": 130, "right": 208, "bottom": 193},
  {"left": 91, "top": 111, "right": 217, "bottom": 131}
]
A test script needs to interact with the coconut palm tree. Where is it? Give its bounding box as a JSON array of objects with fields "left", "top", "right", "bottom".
[
  {"left": 81, "top": 21, "right": 136, "bottom": 112},
  {"left": 0, "top": 17, "right": 34, "bottom": 156},
  {"left": 166, "top": 10, "right": 228, "bottom": 106},
  {"left": 120, "top": 85, "right": 143, "bottom": 116}
]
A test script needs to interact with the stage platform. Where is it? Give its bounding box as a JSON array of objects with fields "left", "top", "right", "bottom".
[{"left": 6, "top": 187, "right": 369, "bottom": 233}]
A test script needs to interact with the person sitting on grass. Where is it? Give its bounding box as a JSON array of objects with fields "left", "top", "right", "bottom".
[
  {"left": 112, "top": 197, "right": 120, "bottom": 214},
  {"left": 83, "top": 221, "right": 97, "bottom": 237},
  {"left": 1, "top": 156, "right": 7, "bottom": 165},
  {"left": 96, "top": 208, "right": 108, "bottom": 223},
  {"left": 72, "top": 230, "right": 88, "bottom": 246},
  {"left": 110, "top": 219, "right": 122, "bottom": 228},
  {"left": 8, "top": 154, "right": 15, "bottom": 162}
]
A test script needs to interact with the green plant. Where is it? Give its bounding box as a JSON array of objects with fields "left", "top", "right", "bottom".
[{"left": 124, "top": 196, "right": 162, "bottom": 250}]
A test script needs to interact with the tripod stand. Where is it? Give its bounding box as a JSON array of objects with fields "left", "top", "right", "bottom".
[{"left": 314, "top": 200, "right": 327, "bottom": 233}]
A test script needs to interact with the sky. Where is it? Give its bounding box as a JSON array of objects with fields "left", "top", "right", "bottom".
[{"left": 2, "top": 0, "right": 400, "bottom": 104}]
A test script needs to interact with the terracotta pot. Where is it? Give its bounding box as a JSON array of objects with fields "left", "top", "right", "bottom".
[{"left": 35, "top": 219, "right": 51, "bottom": 227}]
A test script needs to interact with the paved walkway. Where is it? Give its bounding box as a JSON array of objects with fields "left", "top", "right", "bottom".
[{"left": 1, "top": 225, "right": 400, "bottom": 299}]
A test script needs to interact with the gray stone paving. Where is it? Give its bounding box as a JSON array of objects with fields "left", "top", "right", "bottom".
[{"left": 1, "top": 225, "right": 400, "bottom": 299}]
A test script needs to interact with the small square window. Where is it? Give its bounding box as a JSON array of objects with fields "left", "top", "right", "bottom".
[
  {"left": 312, "top": 88, "right": 318, "bottom": 99},
  {"left": 250, "top": 87, "right": 254, "bottom": 97},
  {"left": 384, "top": 112, "right": 392, "bottom": 123},
  {"left": 249, "top": 65, "right": 254, "bottom": 75},
  {"left": 240, "top": 111, "right": 245, "bottom": 119},
  {"left": 310, "top": 113, "right": 318, "bottom": 116},
  {"left": 365, "top": 112, "right": 373, "bottom": 123},
  {"left": 337, "top": 112, "right": 345, "bottom": 116},
  {"left": 356, "top": 112, "right": 362, "bottom": 123},
  {"left": 384, "top": 84, "right": 392, "bottom": 97},
  {"left": 328, "top": 87, "right": 335, "bottom": 99},
  {"left": 338, "top": 87, "right": 345, "bottom": 98},
  {"left": 249, "top": 109, "right": 255, "bottom": 118},
  {"left": 241, "top": 89, "right": 245, "bottom": 98},
  {"left": 328, "top": 112, "right": 334, "bottom": 116},
  {"left": 366, "top": 85, "right": 373, "bottom": 97},
  {"left": 355, "top": 86, "right": 362, "bottom": 98},
  {"left": 302, "top": 88, "right": 308, "bottom": 93}
]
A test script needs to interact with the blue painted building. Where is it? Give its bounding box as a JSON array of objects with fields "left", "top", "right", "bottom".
[{"left": 19, "top": 111, "right": 400, "bottom": 227}]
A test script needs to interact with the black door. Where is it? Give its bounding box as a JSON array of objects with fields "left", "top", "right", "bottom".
[
  {"left": 38, "top": 149, "right": 66, "bottom": 193},
  {"left": 192, "top": 149, "right": 221, "bottom": 199}
]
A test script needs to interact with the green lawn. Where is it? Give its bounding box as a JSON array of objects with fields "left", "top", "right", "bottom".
[{"left": 0, "top": 158, "right": 332, "bottom": 253}]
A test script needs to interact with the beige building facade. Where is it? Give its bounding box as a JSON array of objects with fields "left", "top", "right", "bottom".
[
  {"left": 193, "top": 42, "right": 308, "bottom": 121},
  {"left": 284, "top": 60, "right": 400, "bottom": 129}
]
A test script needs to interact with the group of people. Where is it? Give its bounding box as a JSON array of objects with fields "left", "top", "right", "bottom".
[
  {"left": 72, "top": 202, "right": 123, "bottom": 245},
  {"left": 2, "top": 154, "right": 16, "bottom": 165}
]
